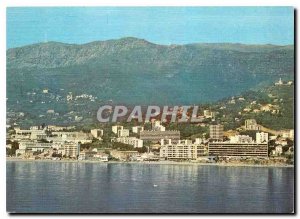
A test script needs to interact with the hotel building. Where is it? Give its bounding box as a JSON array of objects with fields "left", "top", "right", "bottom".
[
  {"left": 111, "top": 137, "right": 143, "bottom": 148},
  {"left": 209, "top": 124, "right": 224, "bottom": 140},
  {"left": 245, "top": 119, "right": 260, "bottom": 131},
  {"left": 62, "top": 142, "right": 80, "bottom": 158},
  {"left": 140, "top": 130, "right": 180, "bottom": 142},
  {"left": 160, "top": 139, "right": 205, "bottom": 160},
  {"left": 208, "top": 142, "right": 268, "bottom": 157}
]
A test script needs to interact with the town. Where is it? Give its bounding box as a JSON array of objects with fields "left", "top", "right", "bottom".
[
  {"left": 6, "top": 116, "right": 294, "bottom": 165},
  {"left": 6, "top": 78, "right": 294, "bottom": 166}
]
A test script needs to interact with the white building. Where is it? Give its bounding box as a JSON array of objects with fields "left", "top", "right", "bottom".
[
  {"left": 245, "top": 119, "right": 260, "bottom": 131},
  {"left": 14, "top": 127, "right": 47, "bottom": 140},
  {"left": 90, "top": 129, "right": 103, "bottom": 138},
  {"left": 30, "top": 126, "right": 41, "bottom": 130},
  {"left": 132, "top": 126, "right": 144, "bottom": 134},
  {"left": 94, "top": 153, "right": 109, "bottom": 162},
  {"left": 112, "top": 125, "right": 123, "bottom": 134},
  {"left": 290, "top": 130, "right": 294, "bottom": 139},
  {"left": 75, "top": 116, "right": 83, "bottom": 122},
  {"left": 275, "top": 145, "right": 283, "bottom": 155},
  {"left": 61, "top": 142, "right": 80, "bottom": 158},
  {"left": 52, "top": 131, "right": 93, "bottom": 143},
  {"left": 204, "top": 110, "right": 214, "bottom": 118},
  {"left": 160, "top": 139, "right": 205, "bottom": 160},
  {"left": 112, "top": 137, "right": 143, "bottom": 148},
  {"left": 118, "top": 129, "right": 129, "bottom": 137},
  {"left": 281, "top": 129, "right": 294, "bottom": 140},
  {"left": 194, "top": 138, "right": 207, "bottom": 144},
  {"left": 275, "top": 78, "right": 283, "bottom": 86},
  {"left": 47, "top": 125, "right": 75, "bottom": 131},
  {"left": 209, "top": 124, "right": 224, "bottom": 140},
  {"left": 256, "top": 132, "right": 269, "bottom": 144},
  {"left": 47, "top": 109, "right": 55, "bottom": 114},
  {"left": 152, "top": 121, "right": 166, "bottom": 131},
  {"left": 15, "top": 149, "right": 26, "bottom": 156},
  {"left": 18, "top": 141, "right": 52, "bottom": 152},
  {"left": 229, "top": 135, "right": 254, "bottom": 144},
  {"left": 67, "top": 92, "right": 73, "bottom": 101},
  {"left": 209, "top": 142, "right": 268, "bottom": 157}
]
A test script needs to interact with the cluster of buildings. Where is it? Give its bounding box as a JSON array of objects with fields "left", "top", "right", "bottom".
[
  {"left": 274, "top": 78, "right": 293, "bottom": 86},
  {"left": 159, "top": 124, "right": 269, "bottom": 160},
  {"left": 110, "top": 121, "right": 180, "bottom": 149},
  {"left": 111, "top": 125, "right": 143, "bottom": 148},
  {"left": 242, "top": 103, "right": 280, "bottom": 115},
  {"left": 158, "top": 120, "right": 293, "bottom": 161},
  {"left": 66, "top": 92, "right": 96, "bottom": 102},
  {"left": 8, "top": 125, "right": 104, "bottom": 159},
  {"left": 139, "top": 121, "right": 180, "bottom": 142},
  {"left": 78, "top": 148, "right": 109, "bottom": 162},
  {"left": 6, "top": 116, "right": 294, "bottom": 163}
]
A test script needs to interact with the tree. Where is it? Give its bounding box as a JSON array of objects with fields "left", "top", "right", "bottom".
[
  {"left": 80, "top": 143, "right": 92, "bottom": 150},
  {"left": 269, "top": 139, "right": 276, "bottom": 147},
  {"left": 282, "top": 145, "right": 290, "bottom": 153},
  {"left": 136, "top": 146, "right": 148, "bottom": 153},
  {"left": 112, "top": 142, "right": 134, "bottom": 151},
  {"left": 286, "top": 138, "right": 294, "bottom": 147},
  {"left": 6, "top": 141, "right": 19, "bottom": 156}
]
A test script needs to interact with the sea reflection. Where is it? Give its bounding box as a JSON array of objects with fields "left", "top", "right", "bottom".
[{"left": 7, "top": 162, "right": 294, "bottom": 213}]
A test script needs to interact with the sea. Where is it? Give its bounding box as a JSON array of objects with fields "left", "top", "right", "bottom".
[{"left": 6, "top": 161, "right": 294, "bottom": 213}]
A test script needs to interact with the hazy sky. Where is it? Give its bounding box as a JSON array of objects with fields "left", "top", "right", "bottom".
[{"left": 7, "top": 7, "right": 294, "bottom": 48}]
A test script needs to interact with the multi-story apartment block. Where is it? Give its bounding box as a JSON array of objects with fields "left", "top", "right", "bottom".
[
  {"left": 140, "top": 130, "right": 180, "bottom": 142},
  {"left": 15, "top": 141, "right": 53, "bottom": 156},
  {"left": 52, "top": 131, "right": 93, "bottom": 143},
  {"left": 209, "top": 124, "right": 224, "bottom": 140},
  {"left": 280, "top": 129, "right": 294, "bottom": 140},
  {"left": 62, "top": 142, "right": 80, "bottom": 158},
  {"left": 112, "top": 137, "right": 143, "bottom": 148},
  {"left": 118, "top": 129, "right": 130, "bottom": 137},
  {"left": 245, "top": 119, "right": 260, "bottom": 131},
  {"left": 229, "top": 135, "right": 253, "bottom": 143},
  {"left": 112, "top": 125, "right": 123, "bottom": 134},
  {"left": 256, "top": 132, "right": 269, "bottom": 143},
  {"left": 132, "top": 126, "right": 144, "bottom": 134},
  {"left": 208, "top": 142, "right": 268, "bottom": 157},
  {"left": 14, "top": 127, "right": 47, "bottom": 140},
  {"left": 160, "top": 139, "right": 205, "bottom": 160}
]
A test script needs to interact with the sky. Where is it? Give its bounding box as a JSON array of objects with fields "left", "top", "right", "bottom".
[{"left": 7, "top": 7, "right": 294, "bottom": 48}]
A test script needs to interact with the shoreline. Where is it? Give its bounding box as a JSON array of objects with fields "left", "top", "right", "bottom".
[{"left": 6, "top": 158, "right": 294, "bottom": 168}]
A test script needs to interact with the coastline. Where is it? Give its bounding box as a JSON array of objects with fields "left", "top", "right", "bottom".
[{"left": 6, "top": 157, "right": 294, "bottom": 168}]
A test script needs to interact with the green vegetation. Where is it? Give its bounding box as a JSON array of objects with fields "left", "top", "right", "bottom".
[
  {"left": 6, "top": 140, "right": 19, "bottom": 156},
  {"left": 212, "top": 84, "right": 294, "bottom": 130},
  {"left": 7, "top": 38, "right": 293, "bottom": 124},
  {"left": 6, "top": 38, "right": 294, "bottom": 133},
  {"left": 167, "top": 122, "right": 208, "bottom": 139}
]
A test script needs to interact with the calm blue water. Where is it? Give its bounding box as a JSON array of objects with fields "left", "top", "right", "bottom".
[{"left": 6, "top": 161, "right": 294, "bottom": 213}]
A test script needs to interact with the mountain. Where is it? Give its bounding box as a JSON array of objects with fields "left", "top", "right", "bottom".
[{"left": 6, "top": 37, "right": 294, "bottom": 125}]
